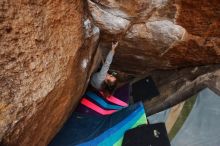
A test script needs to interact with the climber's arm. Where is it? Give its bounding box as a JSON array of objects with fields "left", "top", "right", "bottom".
[{"left": 91, "top": 42, "right": 118, "bottom": 89}]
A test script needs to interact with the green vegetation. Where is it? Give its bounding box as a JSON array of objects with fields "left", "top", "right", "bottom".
[{"left": 169, "top": 95, "right": 197, "bottom": 140}]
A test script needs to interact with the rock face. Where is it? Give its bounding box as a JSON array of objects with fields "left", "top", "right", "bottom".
[
  {"left": 0, "top": 0, "right": 100, "bottom": 146},
  {"left": 1, "top": 0, "right": 220, "bottom": 145},
  {"left": 88, "top": 0, "right": 220, "bottom": 75}
]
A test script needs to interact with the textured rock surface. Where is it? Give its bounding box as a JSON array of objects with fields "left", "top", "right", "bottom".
[
  {"left": 88, "top": 0, "right": 220, "bottom": 75},
  {"left": 88, "top": 0, "right": 130, "bottom": 34},
  {"left": 1, "top": 0, "right": 220, "bottom": 145},
  {"left": 0, "top": 0, "right": 100, "bottom": 145}
]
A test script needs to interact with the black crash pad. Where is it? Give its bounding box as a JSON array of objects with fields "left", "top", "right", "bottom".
[
  {"left": 131, "top": 76, "right": 159, "bottom": 103},
  {"left": 122, "top": 123, "right": 171, "bottom": 146}
]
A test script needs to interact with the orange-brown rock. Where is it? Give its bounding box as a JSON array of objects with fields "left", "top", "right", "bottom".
[
  {"left": 88, "top": 0, "right": 220, "bottom": 75},
  {"left": 1, "top": 0, "right": 220, "bottom": 145},
  {"left": 176, "top": 0, "right": 220, "bottom": 37},
  {"left": 0, "top": 0, "right": 100, "bottom": 146}
]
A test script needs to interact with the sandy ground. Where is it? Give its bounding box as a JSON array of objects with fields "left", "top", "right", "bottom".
[{"left": 165, "top": 102, "right": 185, "bottom": 133}]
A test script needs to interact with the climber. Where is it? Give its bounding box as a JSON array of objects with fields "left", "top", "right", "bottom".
[{"left": 90, "top": 41, "right": 119, "bottom": 97}]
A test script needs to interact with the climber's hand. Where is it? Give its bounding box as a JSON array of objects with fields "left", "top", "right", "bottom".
[{"left": 112, "top": 41, "right": 119, "bottom": 52}]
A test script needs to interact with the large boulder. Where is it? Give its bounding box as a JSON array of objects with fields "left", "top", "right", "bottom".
[
  {"left": 88, "top": 0, "right": 220, "bottom": 75},
  {"left": 0, "top": 0, "right": 100, "bottom": 145},
  {"left": 1, "top": 0, "right": 220, "bottom": 145}
]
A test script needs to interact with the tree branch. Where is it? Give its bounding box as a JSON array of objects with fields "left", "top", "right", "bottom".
[{"left": 146, "top": 69, "right": 220, "bottom": 116}]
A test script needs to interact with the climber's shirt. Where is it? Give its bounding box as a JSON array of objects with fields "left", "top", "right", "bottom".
[{"left": 91, "top": 50, "right": 114, "bottom": 89}]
